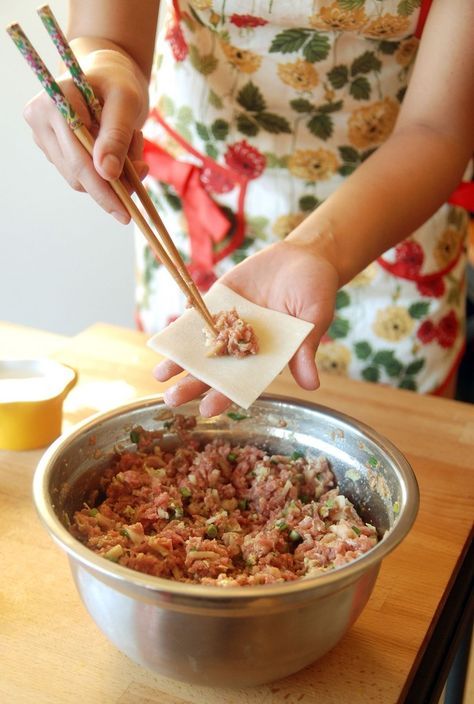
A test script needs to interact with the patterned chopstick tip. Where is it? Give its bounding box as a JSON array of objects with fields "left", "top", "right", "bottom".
[
  {"left": 37, "top": 5, "right": 103, "bottom": 123},
  {"left": 6, "top": 22, "right": 82, "bottom": 130}
]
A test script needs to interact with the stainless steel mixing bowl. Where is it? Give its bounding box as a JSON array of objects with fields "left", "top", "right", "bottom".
[{"left": 33, "top": 395, "right": 418, "bottom": 687}]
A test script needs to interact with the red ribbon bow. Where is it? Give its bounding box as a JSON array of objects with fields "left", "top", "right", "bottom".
[{"left": 143, "top": 138, "right": 231, "bottom": 270}]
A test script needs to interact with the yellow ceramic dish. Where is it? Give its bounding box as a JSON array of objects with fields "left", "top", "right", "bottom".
[{"left": 0, "top": 360, "right": 78, "bottom": 451}]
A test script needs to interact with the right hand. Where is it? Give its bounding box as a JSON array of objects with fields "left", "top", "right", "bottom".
[{"left": 23, "top": 45, "right": 150, "bottom": 224}]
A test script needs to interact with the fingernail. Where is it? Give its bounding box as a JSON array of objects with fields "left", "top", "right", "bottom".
[
  {"left": 164, "top": 389, "right": 177, "bottom": 406},
  {"left": 102, "top": 153, "right": 121, "bottom": 178},
  {"left": 111, "top": 210, "right": 129, "bottom": 224}
]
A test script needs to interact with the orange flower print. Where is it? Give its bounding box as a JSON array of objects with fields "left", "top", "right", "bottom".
[
  {"left": 272, "top": 212, "right": 306, "bottom": 238},
  {"left": 317, "top": 342, "right": 352, "bottom": 376},
  {"left": 309, "top": 3, "right": 367, "bottom": 32},
  {"left": 395, "top": 37, "right": 419, "bottom": 67},
  {"left": 433, "top": 228, "right": 463, "bottom": 268},
  {"left": 288, "top": 149, "right": 339, "bottom": 181},
  {"left": 364, "top": 14, "right": 410, "bottom": 39},
  {"left": 373, "top": 306, "right": 414, "bottom": 342},
  {"left": 277, "top": 59, "right": 319, "bottom": 91},
  {"left": 221, "top": 42, "right": 262, "bottom": 73},
  {"left": 348, "top": 98, "right": 399, "bottom": 149}
]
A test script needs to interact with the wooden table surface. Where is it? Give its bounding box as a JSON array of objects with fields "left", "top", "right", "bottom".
[{"left": 1, "top": 321, "right": 473, "bottom": 704}]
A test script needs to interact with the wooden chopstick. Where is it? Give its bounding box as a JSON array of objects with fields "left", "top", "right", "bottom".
[{"left": 7, "top": 18, "right": 217, "bottom": 334}]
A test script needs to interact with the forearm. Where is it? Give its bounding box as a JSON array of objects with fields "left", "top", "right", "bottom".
[
  {"left": 68, "top": 0, "right": 160, "bottom": 80},
  {"left": 288, "top": 125, "right": 472, "bottom": 286}
]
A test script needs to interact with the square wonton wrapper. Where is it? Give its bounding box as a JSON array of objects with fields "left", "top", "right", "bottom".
[{"left": 147, "top": 283, "right": 314, "bottom": 409}]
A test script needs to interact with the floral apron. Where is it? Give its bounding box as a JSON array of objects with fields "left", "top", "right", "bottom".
[{"left": 137, "top": 0, "right": 473, "bottom": 394}]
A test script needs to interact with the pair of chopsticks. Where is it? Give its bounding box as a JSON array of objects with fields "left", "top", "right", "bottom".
[{"left": 7, "top": 5, "right": 217, "bottom": 334}]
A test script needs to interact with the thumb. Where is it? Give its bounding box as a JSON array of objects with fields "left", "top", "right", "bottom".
[
  {"left": 288, "top": 327, "right": 322, "bottom": 391},
  {"left": 93, "top": 86, "right": 138, "bottom": 180}
]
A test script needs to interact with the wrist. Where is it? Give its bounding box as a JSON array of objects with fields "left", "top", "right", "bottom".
[{"left": 285, "top": 218, "right": 346, "bottom": 286}]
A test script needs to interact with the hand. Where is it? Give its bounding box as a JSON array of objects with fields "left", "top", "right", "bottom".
[
  {"left": 154, "top": 240, "right": 340, "bottom": 417},
  {"left": 23, "top": 45, "right": 149, "bottom": 223}
]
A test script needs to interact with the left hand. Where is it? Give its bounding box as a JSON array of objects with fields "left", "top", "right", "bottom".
[{"left": 153, "top": 240, "right": 339, "bottom": 416}]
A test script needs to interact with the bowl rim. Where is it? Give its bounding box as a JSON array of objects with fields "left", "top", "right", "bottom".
[{"left": 33, "top": 393, "right": 419, "bottom": 601}]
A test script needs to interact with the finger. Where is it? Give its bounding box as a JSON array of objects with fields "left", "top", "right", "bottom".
[
  {"left": 164, "top": 375, "right": 210, "bottom": 407},
  {"left": 93, "top": 86, "right": 141, "bottom": 180},
  {"left": 153, "top": 359, "right": 183, "bottom": 381},
  {"left": 52, "top": 111, "right": 130, "bottom": 223},
  {"left": 128, "top": 130, "right": 144, "bottom": 162},
  {"left": 199, "top": 390, "right": 233, "bottom": 418},
  {"left": 288, "top": 331, "right": 320, "bottom": 391}
]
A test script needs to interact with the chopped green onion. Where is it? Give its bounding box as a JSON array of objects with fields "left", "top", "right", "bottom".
[
  {"left": 325, "top": 499, "right": 335, "bottom": 509},
  {"left": 227, "top": 412, "right": 248, "bottom": 421},
  {"left": 170, "top": 506, "right": 183, "bottom": 519},
  {"left": 88, "top": 508, "right": 98, "bottom": 517},
  {"left": 227, "top": 452, "right": 237, "bottom": 462},
  {"left": 104, "top": 545, "right": 123, "bottom": 562},
  {"left": 291, "top": 451, "right": 305, "bottom": 461},
  {"left": 238, "top": 498, "right": 249, "bottom": 511},
  {"left": 180, "top": 486, "right": 192, "bottom": 498},
  {"left": 289, "top": 530, "right": 302, "bottom": 543},
  {"left": 352, "top": 525, "right": 361, "bottom": 536},
  {"left": 130, "top": 430, "right": 140, "bottom": 444},
  {"left": 276, "top": 519, "right": 288, "bottom": 531},
  {"left": 393, "top": 501, "right": 400, "bottom": 514},
  {"left": 206, "top": 524, "right": 218, "bottom": 539},
  {"left": 368, "top": 456, "right": 378, "bottom": 468},
  {"left": 300, "top": 494, "right": 310, "bottom": 504}
]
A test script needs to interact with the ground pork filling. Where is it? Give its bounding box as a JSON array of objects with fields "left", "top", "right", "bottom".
[
  {"left": 204, "top": 308, "right": 259, "bottom": 358},
  {"left": 70, "top": 422, "right": 378, "bottom": 587}
]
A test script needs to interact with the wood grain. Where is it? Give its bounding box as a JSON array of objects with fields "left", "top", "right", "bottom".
[{"left": 1, "top": 322, "right": 473, "bottom": 704}]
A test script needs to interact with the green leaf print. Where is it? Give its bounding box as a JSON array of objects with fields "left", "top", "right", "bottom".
[
  {"left": 354, "top": 341, "right": 372, "bottom": 360},
  {"left": 237, "top": 82, "right": 266, "bottom": 113},
  {"left": 209, "top": 90, "right": 223, "bottom": 109},
  {"left": 299, "top": 195, "right": 320, "bottom": 212},
  {"left": 351, "top": 51, "right": 382, "bottom": 76},
  {"left": 189, "top": 45, "right": 218, "bottom": 75},
  {"left": 290, "top": 98, "right": 314, "bottom": 113},
  {"left": 379, "top": 41, "right": 400, "bottom": 55},
  {"left": 399, "top": 377, "right": 417, "bottom": 391},
  {"left": 247, "top": 216, "right": 269, "bottom": 239},
  {"left": 350, "top": 76, "right": 371, "bottom": 101},
  {"left": 175, "top": 122, "right": 193, "bottom": 142},
  {"left": 160, "top": 183, "right": 182, "bottom": 211},
  {"left": 405, "top": 359, "right": 425, "bottom": 375},
  {"left": 338, "top": 0, "right": 365, "bottom": 8},
  {"left": 255, "top": 112, "right": 292, "bottom": 134},
  {"left": 205, "top": 143, "right": 218, "bottom": 159},
  {"left": 338, "top": 163, "right": 358, "bottom": 176},
  {"left": 372, "top": 350, "right": 396, "bottom": 367},
  {"left": 335, "top": 290, "right": 350, "bottom": 310},
  {"left": 385, "top": 359, "right": 404, "bottom": 378},
  {"left": 397, "top": 0, "right": 421, "bottom": 16},
  {"left": 338, "top": 146, "right": 360, "bottom": 163},
  {"left": 318, "top": 100, "right": 344, "bottom": 114},
  {"left": 397, "top": 86, "right": 407, "bottom": 103},
  {"left": 270, "top": 29, "right": 311, "bottom": 54},
  {"left": 303, "top": 33, "right": 330, "bottom": 63},
  {"left": 195, "top": 122, "right": 210, "bottom": 141},
  {"left": 361, "top": 148, "right": 377, "bottom": 162},
  {"left": 158, "top": 95, "right": 175, "bottom": 117},
  {"left": 211, "top": 119, "right": 229, "bottom": 140},
  {"left": 362, "top": 366, "right": 380, "bottom": 383},
  {"left": 408, "top": 302, "right": 430, "bottom": 319},
  {"left": 328, "top": 317, "right": 350, "bottom": 339},
  {"left": 328, "top": 65, "right": 349, "bottom": 89},
  {"left": 237, "top": 113, "right": 259, "bottom": 136},
  {"left": 307, "top": 113, "right": 333, "bottom": 140},
  {"left": 177, "top": 106, "right": 193, "bottom": 125}
]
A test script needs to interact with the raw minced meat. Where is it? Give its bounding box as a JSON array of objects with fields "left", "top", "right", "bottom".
[
  {"left": 70, "top": 421, "right": 377, "bottom": 587},
  {"left": 204, "top": 308, "right": 259, "bottom": 358}
]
